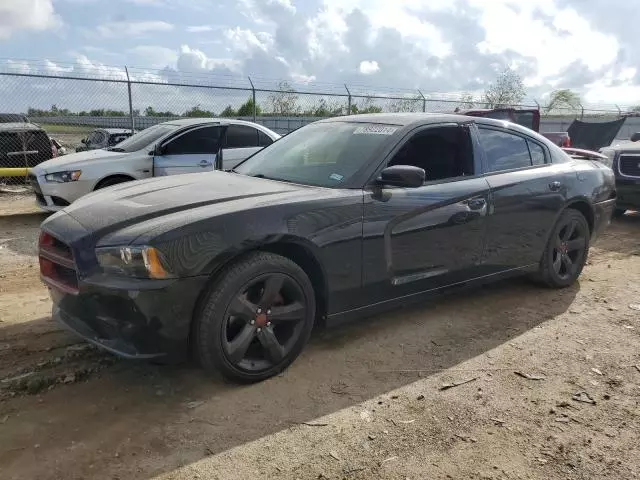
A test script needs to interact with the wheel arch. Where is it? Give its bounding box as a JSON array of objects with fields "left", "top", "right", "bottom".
[
  {"left": 564, "top": 197, "right": 595, "bottom": 235},
  {"left": 93, "top": 173, "right": 137, "bottom": 190},
  {"left": 538, "top": 197, "right": 595, "bottom": 264},
  {"left": 189, "top": 236, "right": 329, "bottom": 344}
]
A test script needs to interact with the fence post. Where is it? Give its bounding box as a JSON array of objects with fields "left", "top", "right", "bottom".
[
  {"left": 124, "top": 66, "right": 135, "bottom": 132},
  {"left": 248, "top": 76, "right": 256, "bottom": 121},
  {"left": 345, "top": 84, "right": 351, "bottom": 115},
  {"left": 579, "top": 103, "right": 584, "bottom": 120},
  {"left": 615, "top": 104, "right": 622, "bottom": 117},
  {"left": 418, "top": 90, "right": 426, "bottom": 112}
]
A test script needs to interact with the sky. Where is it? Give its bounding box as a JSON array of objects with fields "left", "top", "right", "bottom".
[{"left": 1, "top": 0, "right": 640, "bottom": 111}]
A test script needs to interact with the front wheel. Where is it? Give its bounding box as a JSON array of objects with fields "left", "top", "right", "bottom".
[
  {"left": 535, "top": 209, "right": 590, "bottom": 288},
  {"left": 194, "top": 252, "right": 316, "bottom": 383}
]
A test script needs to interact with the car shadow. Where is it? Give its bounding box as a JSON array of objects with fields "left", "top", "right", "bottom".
[{"left": 0, "top": 276, "right": 579, "bottom": 480}]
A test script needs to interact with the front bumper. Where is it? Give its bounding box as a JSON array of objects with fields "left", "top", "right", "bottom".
[
  {"left": 615, "top": 179, "right": 640, "bottom": 211},
  {"left": 28, "top": 172, "right": 91, "bottom": 212},
  {"left": 50, "top": 274, "right": 209, "bottom": 360}
]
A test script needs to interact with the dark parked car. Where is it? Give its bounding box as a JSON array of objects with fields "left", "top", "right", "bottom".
[
  {"left": 1, "top": 122, "right": 54, "bottom": 172},
  {"left": 75, "top": 128, "right": 135, "bottom": 152},
  {"left": 600, "top": 139, "right": 640, "bottom": 215},
  {"left": 0, "top": 113, "right": 29, "bottom": 123},
  {"left": 38, "top": 113, "right": 616, "bottom": 382}
]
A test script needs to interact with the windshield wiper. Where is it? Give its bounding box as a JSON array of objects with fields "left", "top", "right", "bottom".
[{"left": 106, "top": 147, "right": 126, "bottom": 152}]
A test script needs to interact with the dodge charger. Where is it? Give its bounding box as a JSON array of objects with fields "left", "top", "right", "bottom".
[{"left": 38, "top": 113, "right": 617, "bottom": 382}]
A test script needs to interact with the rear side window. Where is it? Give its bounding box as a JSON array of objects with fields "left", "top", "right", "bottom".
[
  {"left": 478, "top": 128, "right": 532, "bottom": 172},
  {"left": 258, "top": 130, "right": 273, "bottom": 147},
  {"left": 527, "top": 140, "right": 546, "bottom": 165},
  {"left": 109, "top": 134, "right": 129, "bottom": 146},
  {"left": 92, "top": 131, "right": 106, "bottom": 145},
  {"left": 163, "top": 126, "right": 221, "bottom": 155},
  {"left": 225, "top": 125, "right": 259, "bottom": 148}
]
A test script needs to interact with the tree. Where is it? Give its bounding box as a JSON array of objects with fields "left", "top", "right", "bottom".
[
  {"left": 144, "top": 106, "right": 177, "bottom": 117},
  {"left": 545, "top": 89, "right": 581, "bottom": 114},
  {"left": 352, "top": 96, "right": 383, "bottom": 114},
  {"left": 268, "top": 81, "right": 300, "bottom": 115},
  {"left": 388, "top": 95, "right": 422, "bottom": 113},
  {"left": 220, "top": 106, "right": 237, "bottom": 117},
  {"left": 237, "top": 97, "right": 261, "bottom": 117},
  {"left": 483, "top": 68, "right": 526, "bottom": 108},
  {"left": 183, "top": 105, "right": 214, "bottom": 117},
  {"left": 457, "top": 93, "right": 475, "bottom": 110}
]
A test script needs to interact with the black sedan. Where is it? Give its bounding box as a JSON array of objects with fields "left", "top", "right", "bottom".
[{"left": 38, "top": 113, "right": 616, "bottom": 382}]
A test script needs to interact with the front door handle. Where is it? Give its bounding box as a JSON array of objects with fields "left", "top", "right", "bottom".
[
  {"left": 199, "top": 160, "right": 212, "bottom": 167},
  {"left": 549, "top": 181, "right": 562, "bottom": 191}
]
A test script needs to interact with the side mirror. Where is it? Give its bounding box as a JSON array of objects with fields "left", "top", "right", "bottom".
[
  {"left": 631, "top": 132, "right": 640, "bottom": 142},
  {"left": 377, "top": 165, "right": 425, "bottom": 188},
  {"left": 150, "top": 143, "right": 163, "bottom": 156}
]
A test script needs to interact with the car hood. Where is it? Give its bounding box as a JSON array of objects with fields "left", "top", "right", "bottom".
[
  {"left": 56, "top": 171, "right": 319, "bottom": 236},
  {"left": 32, "top": 149, "right": 129, "bottom": 173}
]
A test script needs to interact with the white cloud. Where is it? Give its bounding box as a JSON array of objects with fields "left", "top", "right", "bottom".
[
  {"left": 128, "top": 46, "right": 178, "bottom": 68},
  {"left": 187, "top": 25, "right": 214, "bottom": 33},
  {"left": 175, "top": 44, "right": 239, "bottom": 72},
  {"left": 359, "top": 60, "right": 379, "bottom": 75},
  {"left": 96, "top": 21, "right": 174, "bottom": 38},
  {"left": 0, "top": 0, "right": 60, "bottom": 39}
]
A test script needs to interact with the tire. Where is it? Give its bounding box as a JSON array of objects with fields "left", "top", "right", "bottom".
[
  {"left": 194, "top": 252, "right": 316, "bottom": 383},
  {"left": 95, "top": 176, "right": 133, "bottom": 190},
  {"left": 612, "top": 208, "right": 626, "bottom": 218},
  {"left": 535, "top": 209, "right": 590, "bottom": 289}
]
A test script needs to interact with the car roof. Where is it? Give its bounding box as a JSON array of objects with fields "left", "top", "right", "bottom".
[
  {"left": 316, "top": 112, "right": 540, "bottom": 135},
  {"left": 161, "top": 117, "right": 280, "bottom": 136},
  {"left": 606, "top": 140, "right": 640, "bottom": 151},
  {"left": 100, "top": 128, "right": 134, "bottom": 134},
  {"left": 0, "top": 122, "right": 45, "bottom": 132}
]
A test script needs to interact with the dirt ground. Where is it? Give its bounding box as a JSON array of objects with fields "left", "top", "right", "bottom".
[{"left": 0, "top": 192, "right": 639, "bottom": 480}]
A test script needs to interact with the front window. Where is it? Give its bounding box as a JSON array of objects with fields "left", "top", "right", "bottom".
[
  {"left": 234, "top": 121, "right": 399, "bottom": 187},
  {"left": 107, "top": 124, "right": 176, "bottom": 153}
]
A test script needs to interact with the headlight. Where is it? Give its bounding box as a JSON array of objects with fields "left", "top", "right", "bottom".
[
  {"left": 45, "top": 170, "right": 82, "bottom": 183},
  {"left": 95, "top": 246, "right": 174, "bottom": 279}
]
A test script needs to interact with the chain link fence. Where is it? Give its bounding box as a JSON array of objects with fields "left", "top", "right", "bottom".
[{"left": 0, "top": 61, "right": 637, "bottom": 185}]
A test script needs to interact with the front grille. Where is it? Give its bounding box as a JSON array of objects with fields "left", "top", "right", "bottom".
[
  {"left": 619, "top": 155, "right": 640, "bottom": 177},
  {"left": 39, "top": 232, "right": 79, "bottom": 294}
]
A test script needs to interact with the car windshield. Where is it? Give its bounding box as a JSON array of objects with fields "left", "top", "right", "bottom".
[
  {"left": 234, "top": 121, "right": 399, "bottom": 187},
  {"left": 106, "top": 124, "right": 176, "bottom": 152}
]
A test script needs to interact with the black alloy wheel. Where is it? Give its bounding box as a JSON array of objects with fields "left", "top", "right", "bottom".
[
  {"left": 222, "top": 273, "right": 307, "bottom": 372},
  {"left": 195, "top": 252, "right": 315, "bottom": 383},
  {"left": 536, "top": 209, "right": 590, "bottom": 288}
]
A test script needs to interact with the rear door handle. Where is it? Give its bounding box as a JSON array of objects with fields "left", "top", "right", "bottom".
[{"left": 549, "top": 181, "right": 562, "bottom": 191}]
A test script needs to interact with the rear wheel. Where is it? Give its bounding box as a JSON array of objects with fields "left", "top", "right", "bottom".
[
  {"left": 194, "top": 252, "right": 315, "bottom": 383},
  {"left": 95, "top": 175, "right": 133, "bottom": 190},
  {"left": 536, "top": 209, "right": 590, "bottom": 288}
]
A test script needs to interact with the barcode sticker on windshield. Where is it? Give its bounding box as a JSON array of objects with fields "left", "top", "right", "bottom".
[{"left": 353, "top": 125, "right": 398, "bottom": 135}]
